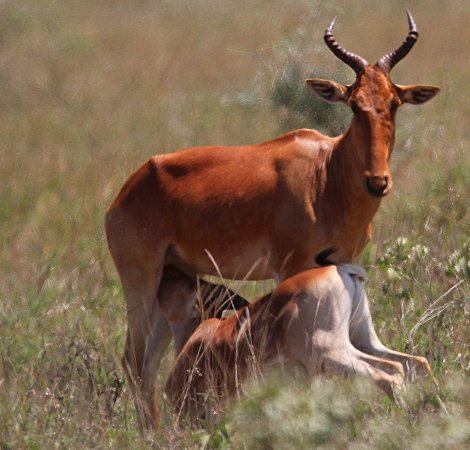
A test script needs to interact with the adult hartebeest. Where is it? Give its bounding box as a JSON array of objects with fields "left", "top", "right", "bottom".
[
  {"left": 165, "top": 262, "right": 431, "bottom": 424},
  {"left": 105, "top": 12, "right": 439, "bottom": 427}
]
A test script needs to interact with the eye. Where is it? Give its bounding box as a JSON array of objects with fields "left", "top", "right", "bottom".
[
  {"left": 389, "top": 97, "right": 400, "bottom": 112},
  {"left": 350, "top": 100, "right": 360, "bottom": 113}
]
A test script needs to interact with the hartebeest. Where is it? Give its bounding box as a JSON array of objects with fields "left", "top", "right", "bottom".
[
  {"left": 105, "top": 12, "right": 439, "bottom": 427},
  {"left": 165, "top": 263, "right": 432, "bottom": 423}
]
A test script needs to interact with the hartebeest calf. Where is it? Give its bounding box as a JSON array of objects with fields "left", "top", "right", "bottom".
[
  {"left": 105, "top": 12, "right": 439, "bottom": 427},
  {"left": 165, "top": 264, "right": 432, "bottom": 423}
]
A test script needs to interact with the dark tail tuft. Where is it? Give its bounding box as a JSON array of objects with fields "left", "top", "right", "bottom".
[{"left": 315, "top": 248, "right": 337, "bottom": 266}]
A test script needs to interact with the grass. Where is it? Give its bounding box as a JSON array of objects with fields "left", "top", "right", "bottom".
[
  {"left": 0, "top": 0, "right": 469, "bottom": 448},
  {"left": 229, "top": 375, "right": 470, "bottom": 450}
]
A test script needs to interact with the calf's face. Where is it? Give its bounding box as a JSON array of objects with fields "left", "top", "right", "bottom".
[{"left": 158, "top": 265, "right": 251, "bottom": 355}]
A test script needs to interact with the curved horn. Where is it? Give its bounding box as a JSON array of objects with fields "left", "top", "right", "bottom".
[
  {"left": 324, "top": 17, "right": 368, "bottom": 74},
  {"left": 378, "top": 11, "right": 419, "bottom": 73}
]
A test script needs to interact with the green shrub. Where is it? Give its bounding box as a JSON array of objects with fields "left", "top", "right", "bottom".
[{"left": 270, "top": 65, "right": 351, "bottom": 136}]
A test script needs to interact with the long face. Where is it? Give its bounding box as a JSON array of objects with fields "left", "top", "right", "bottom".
[
  {"left": 347, "top": 65, "right": 400, "bottom": 196},
  {"left": 306, "top": 13, "right": 440, "bottom": 198}
]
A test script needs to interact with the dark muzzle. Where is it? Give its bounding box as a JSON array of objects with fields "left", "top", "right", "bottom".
[{"left": 366, "top": 175, "right": 389, "bottom": 197}]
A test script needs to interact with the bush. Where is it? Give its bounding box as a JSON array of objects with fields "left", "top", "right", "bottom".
[
  {"left": 270, "top": 64, "right": 351, "bottom": 136},
  {"left": 228, "top": 375, "right": 470, "bottom": 450}
]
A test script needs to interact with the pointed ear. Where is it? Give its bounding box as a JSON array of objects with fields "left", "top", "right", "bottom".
[
  {"left": 396, "top": 84, "right": 440, "bottom": 105},
  {"left": 306, "top": 79, "right": 349, "bottom": 103}
]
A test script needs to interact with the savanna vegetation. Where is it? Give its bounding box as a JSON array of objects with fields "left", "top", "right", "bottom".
[{"left": 0, "top": 0, "right": 468, "bottom": 448}]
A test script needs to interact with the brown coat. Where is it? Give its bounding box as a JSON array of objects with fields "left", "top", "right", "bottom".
[
  {"left": 105, "top": 15, "right": 439, "bottom": 428},
  {"left": 165, "top": 265, "right": 431, "bottom": 423}
]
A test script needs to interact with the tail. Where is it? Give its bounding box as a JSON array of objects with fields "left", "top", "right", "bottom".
[
  {"left": 315, "top": 247, "right": 337, "bottom": 266},
  {"left": 315, "top": 248, "right": 367, "bottom": 282}
]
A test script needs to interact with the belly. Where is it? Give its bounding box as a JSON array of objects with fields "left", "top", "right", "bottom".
[{"left": 168, "top": 239, "right": 276, "bottom": 280}]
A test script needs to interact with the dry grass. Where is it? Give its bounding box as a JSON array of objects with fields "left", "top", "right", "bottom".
[{"left": 0, "top": 0, "right": 469, "bottom": 448}]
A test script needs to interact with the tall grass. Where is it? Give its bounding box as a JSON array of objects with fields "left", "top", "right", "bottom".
[{"left": 0, "top": 0, "right": 468, "bottom": 448}]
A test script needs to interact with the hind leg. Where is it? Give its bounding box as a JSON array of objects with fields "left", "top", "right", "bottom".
[
  {"left": 138, "top": 306, "right": 173, "bottom": 428},
  {"left": 349, "top": 289, "right": 432, "bottom": 380},
  {"left": 169, "top": 319, "right": 200, "bottom": 356},
  {"left": 309, "top": 339, "right": 405, "bottom": 401},
  {"left": 137, "top": 265, "right": 202, "bottom": 427},
  {"left": 118, "top": 260, "right": 170, "bottom": 429},
  {"left": 105, "top": 206, "right": 171, "bottom": 428},
  {"left": 320, "top": 346, "right": 404, "bottom": 400}
]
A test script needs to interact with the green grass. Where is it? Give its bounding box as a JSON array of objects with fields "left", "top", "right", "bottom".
[{"left": 0, "top": 0, "right": 469, "bottom": 448}]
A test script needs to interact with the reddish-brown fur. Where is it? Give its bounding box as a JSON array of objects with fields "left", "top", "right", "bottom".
[{"left": 105, "top": 18, "right": 439, "bottom": 428}]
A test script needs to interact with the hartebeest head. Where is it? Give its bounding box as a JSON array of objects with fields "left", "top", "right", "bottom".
[{"left": 307, "top": 12, "right": 440, "bottom": 197}]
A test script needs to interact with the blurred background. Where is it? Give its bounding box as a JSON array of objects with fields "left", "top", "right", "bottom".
[{"left": 1, "top": 0, "right": 468, "bottom": 447}]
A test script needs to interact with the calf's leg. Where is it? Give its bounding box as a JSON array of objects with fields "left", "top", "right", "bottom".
[
  {"left": 349, "top": 289, "right": 432, "bottom": 379},
  {"left": 311, "top": 338, "right": 405, "bottom": 400}
]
